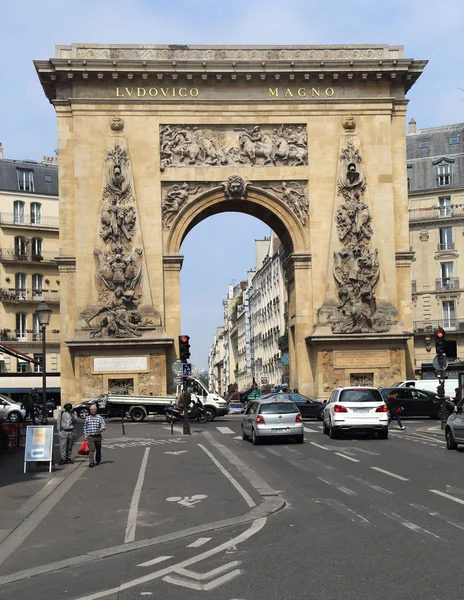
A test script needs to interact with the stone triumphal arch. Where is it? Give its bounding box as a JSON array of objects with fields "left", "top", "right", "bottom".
[{"left": 35, "top": 44, "right": 426, "bottom": 400}]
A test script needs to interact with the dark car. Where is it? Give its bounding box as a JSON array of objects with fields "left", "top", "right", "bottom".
[
  {"left": 33, "top": 400, "right": 56, "bottom": 418},
  {"left": 260, "top": 393, "right": 325, "bottom": 420},
  {"left": 379, "top": 387, "right": 441, "bottom": 418},
  {"left": 72, "top": 397, "right": 107, "bottom": 419}
]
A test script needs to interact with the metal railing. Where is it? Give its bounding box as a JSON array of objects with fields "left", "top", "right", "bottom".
[
  {"left": 0, "top": 213, "right": 59, "bottom": 229},
  {"left": 413, "top": 319, "right": 464, "bottom": 333},
  {"left": 0, "top": 331, "right": 60, "bottom": 343},
  {"left": 409, "top": 204, "right": 464, "bottom": 223},
  {"left": 436, "top": 277, "right": 460, "bottom": 291},
  {"left": 0, "top": 288, "right": 60, "bottom": 303},
  {"left": 437, "top": 242, "right": 455, "bottom": 251},
  {"left": 0, "top": 248, "right": 57, "bottom": 263}
]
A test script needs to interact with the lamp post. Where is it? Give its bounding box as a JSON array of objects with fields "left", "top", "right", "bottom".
[{"left": 35, "top": 301, "right": 52, "bottom": 425}]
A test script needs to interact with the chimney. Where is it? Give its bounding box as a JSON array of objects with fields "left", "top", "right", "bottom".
[
  {"left": 0, "top": 142, "right": 3, "bottom": 160},
  {"left": 408, "top": 118, "right": 416, "bottom": 134}
]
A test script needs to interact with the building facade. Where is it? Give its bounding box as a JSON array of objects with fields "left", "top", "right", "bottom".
[
  {"left": 208, "top": 326, "right": 225, "bottom": 395},
  {"left": 0, "top": 144, "right": 60, "bottom": 399},
  {"left": 408, "top": 121, "right": 464, "bottom": 376}
]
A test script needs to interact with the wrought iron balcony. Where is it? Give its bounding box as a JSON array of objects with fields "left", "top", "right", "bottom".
[
  {"left": 409, "top": 205, "right": 464, "bottom": 223},
  {"left": 0, "top": 330, "right": 60, "bottom": 343},
  {"left": 436, "top": 277, "right": 460, "bottom": 291},
  {"left": 413, "top": 319, "right": 464, "bottom": 333},
  {"left": 0, "top": 288, "right": 60, "bottom": 303},
  {"left": 0, "top": 213, "right": 59, "bottom": 229},
  {"left": 437, "top": 242, "right": 455, "bottom": 251},
  {"left": 0, "top": 248, "right": 58, "bottom": 264}
]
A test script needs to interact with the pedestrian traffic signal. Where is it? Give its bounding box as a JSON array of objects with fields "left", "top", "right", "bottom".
[
  {"left": 435, "top": 328, "right": 446, "bottom": 354},
  {"left": 179, "top": 335, "right": 191, "bottom": 362}
]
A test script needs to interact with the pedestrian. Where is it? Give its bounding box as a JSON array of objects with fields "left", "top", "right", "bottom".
[
  {"left": 83, "top": 404, "right": 106, "bottom": 467},
  {"left": 386, "top": 391, "right": 406, "bottom": 430},
  {"left": 21, "top": 388, "right": 37, "bottom": 425},
  {"left": 57, "top": 402, "right": 77, "bottom": 465}
]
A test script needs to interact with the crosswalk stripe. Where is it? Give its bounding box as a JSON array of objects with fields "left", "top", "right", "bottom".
[
  {"left": 216, "top": 426, "right": 235, "bottom": 434},
  {"left": 186, "top": 537, "right": 212, "bottom": 548},
  {"left": 137, "top": 556, "right": 173, "bottom": 567},
  {"left": 303, "top": 427, "right": 319, "bottom": 434}
]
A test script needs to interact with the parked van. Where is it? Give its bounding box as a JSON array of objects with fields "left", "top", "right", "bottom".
[{"left": 394, "top": 379, "right": 458, "bottom": 398}]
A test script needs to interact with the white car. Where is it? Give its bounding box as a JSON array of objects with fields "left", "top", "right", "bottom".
[
  {"left": 0, "top": 395, "right": 26, "bottom": 423},
  {"left": 322, "top": 386, "right": 389, "bottom": 439}
]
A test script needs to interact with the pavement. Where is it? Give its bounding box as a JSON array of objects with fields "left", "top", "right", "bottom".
[{"left": 1, "top": 415, "right": 463, "bottom": 599}]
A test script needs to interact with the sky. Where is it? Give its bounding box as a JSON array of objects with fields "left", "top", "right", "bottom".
[{"left": 1, "top": 0, "right": 463, "bottom": 369}]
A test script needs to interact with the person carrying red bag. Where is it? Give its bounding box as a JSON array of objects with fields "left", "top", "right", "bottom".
[{"left": 83, "top": 404, "right": 106, "bottom": 467}]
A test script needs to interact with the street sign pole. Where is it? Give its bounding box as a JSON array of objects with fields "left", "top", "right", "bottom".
[
  {"left": 182, "top": 375, "right": 190, "bottom": 435},
  {"left": 433, "top": 353, "right": 449, "bottom": 430}
]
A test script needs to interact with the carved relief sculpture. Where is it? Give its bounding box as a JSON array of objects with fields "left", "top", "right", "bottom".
[
  {"left": 160, "top": 124, "right": 308, "bottom": 170},
  {"left": 221, "top": 175, "right": 249, "bottom": 201},
  {"left": 161, "top": 182, "right": 207, "bottom": 227},
  {"left": 330, "top": 140, "right": 390, "bottom": 334},
  {"left": 262, "top": 181, "right": 309, "bottom": 226}
]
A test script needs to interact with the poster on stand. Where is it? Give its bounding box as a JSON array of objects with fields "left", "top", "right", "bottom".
[{"left": 24, "top": 425, "right": 54, "bottom": 473}]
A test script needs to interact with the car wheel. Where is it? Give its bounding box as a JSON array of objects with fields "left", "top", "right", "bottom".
[
  {"left": 197, "top": 413, "right": 207, "bottom": 424},
  {"left": 8, "top": 411, "right": 21, "bottom": 423},
  {"left": 329, "top": 420, "right": 339, "bottom": 439},
  {"left": 78, "top": 408, "right": 90, "bottom": 419},
  {"left": 129, "top": 407, "right": 146, "bottom": 422},
  {"left": 322, "top": 419, "right": 329, "bottom": 435},
  {"left": 205, "top": 407, "right": 216, "bottom": 422},
  {"left": 251, "top": 428, "right": 261, "bottom": 445},
  {"left": 378, "top": 429, "right": 389, "bottom": 439},
  {"left": 446, "top": 427, "right": 458, "bottom": 450},
  {"left": 241, "top": 426, "right": 249, "bottom": 441},
  {"left": 318, "top": 409, "right": 324, "bottom": 421}
]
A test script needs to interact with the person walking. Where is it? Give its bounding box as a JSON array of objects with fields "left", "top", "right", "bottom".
[
  {"left": 387, "top": 391, "right": 406, "bottom": 430},
  {"left": 57, "top": 402, "right": 77, "bottom": 465},
  {"left": 21, "top": 388, "right": 37, "bottom": 425},
  {"left": 83, "top": 404, "right": 105, "bottom": 467}
]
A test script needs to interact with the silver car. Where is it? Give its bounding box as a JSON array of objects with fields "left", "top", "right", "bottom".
[
  {"left": 445, "top": 405, "right": 464, "bottom": 450},
  {"left": 0, "top": 395, "right": 26, "bottom": 423},
  {"left": 241, "top": 399, "right": 304, "bottom": 445}
]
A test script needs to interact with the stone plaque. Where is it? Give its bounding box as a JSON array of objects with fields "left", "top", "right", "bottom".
[
  {"left": 333, "top": 350, "right": 389, "bottom": 369},
  {"left": 93, "top": 356, "right": 148, "bottom": 373}
]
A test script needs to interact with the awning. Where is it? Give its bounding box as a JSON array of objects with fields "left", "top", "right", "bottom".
[{"left": 0, "top": 344, "right": 40, "bottom": 365}]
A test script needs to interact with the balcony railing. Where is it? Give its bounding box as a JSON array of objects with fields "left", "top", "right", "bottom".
[
  {"left": 0, "top": 213, "right": 59, "bottom": 229},
  {"left": 0, "top": 288, "right": 60, "bottom": 303},
  {"left": 436, "top": 277, "right": 460, "bottom": 291},
  {"left": 0, "top": 248, "right": 57, "bottom": 264},
  {"left": 437, "top": 242, "right": 455, "bottom": 251},
  {"left": 0, "top": 331, "right": 61, "bottom": 343},
  {"left": 409, "top": 204, "right": 464, "bottom": 223},
  {"left": 413, "top": 319, "right": 464, "bottom": 333}
]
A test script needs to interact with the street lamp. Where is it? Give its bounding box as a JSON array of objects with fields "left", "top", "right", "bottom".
[{"left": 35, "top": 301, "right": 52, "bottom": 425}]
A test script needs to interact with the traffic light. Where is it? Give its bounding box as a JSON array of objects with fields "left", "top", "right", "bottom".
[
  {"left": 435, "top": 328, "right": 446, "bottom": 355},
  {"left": 179, "top": 335, "right": 191, "bottom": 362}
]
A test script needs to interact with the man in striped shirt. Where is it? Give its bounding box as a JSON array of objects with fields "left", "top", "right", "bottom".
[{"left": 83, "top": 404, "right": 106, "bottom": 467}]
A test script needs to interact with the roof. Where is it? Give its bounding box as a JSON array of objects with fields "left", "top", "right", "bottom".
[
  {"left": 0, "top": 159, "right": 58, "bottom": 196},
  {"left": 0, "top": 344, "right": 40, "bottom": 364}
]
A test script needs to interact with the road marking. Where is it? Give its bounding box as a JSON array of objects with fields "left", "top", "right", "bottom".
[
  {"left": 198, "top": 444, "right": 256, "bottom": 508},
  {"left": 347, "top": 475, "right": 393, "bottom": 495},
  {"left": 378, "top": 508, "right": 442, "bottom": 539},
  {"left": 125, "top": 447, "right": 150, "bottom": 544},
  {"left": 346, "top": 447, "right": 379, "bottom": 456},
  {"left": 265, "top": 448, "right": 282, "bottom": 457},
  {"left": 303, "top": 427, "right": 318, "bottom": 434},
  {"left": 187, "top": 537, "right": 212, "bottom": 548},
  {"left": 163, "top": 560, "right": 242, "bottom": 590},
  {"left": 310, "top": 442, "right": 328, "bottom": 450},
  {"left": 74, "top": 517, "right": 266, "bottom": 600},
  {"left": 371, "top": 467, "right": 409, "bottom": 482},
  {"left": 216, "top": 427, "right": 235, "bottom": 434},
  {"left": 166, "top": 495, "right": 208, "bottom": 508},
  {"left": 430, "top": 489, "right": 464, "bottom": 506},
  {"left": 164, "top": 451, "right": 188, "bottom": 455},
  {"left": 335, "top": 452, "right": 360, "bottom": 463},
  {"left": 316, "top": 499, "right": 369, "bottom": 523},
  {"left": 411, "top": 503, "right": 464, "bottom": 532},
  {"left": 137, "top": 556, "right": 173, "bottom": 567},
  {"left": 318, "top": 477, "right": 356, "bottom": 496}
]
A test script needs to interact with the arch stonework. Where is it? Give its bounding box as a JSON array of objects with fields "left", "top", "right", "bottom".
[{"left": 34, "top": 44, "right": 426, "bottom": 401}]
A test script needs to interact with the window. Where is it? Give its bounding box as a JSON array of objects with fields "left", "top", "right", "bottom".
[
  {"left": 449, "top": 137, "right": 459, "bottom": 145},
  {"left": 33, "top": 313, "right": 42, "bottom": 340},
  {"left": 439, "top": 227, "right": 453, "bottom": 251},
  {"left": 437, "top": 163, "right": 452, "bottom": 186},
  {"left": 419, "top": 141, "right": 429, "bottom": 149},
  {"left": 442, "top": 301, "right": 456, "bottom": 329},
  {"left": 17, "top": 360, "right": 28, "bottom": 373},
  {"left": 16, "top": 313, "right": 27, "bottom": 340},
  {"left": 32, "top": 274, "right": 43, "bottom": 300},
  {"left": 31, "top": 238, "right": 42, "bottom": 260},
  {"left": 14, "top": 236, "right": 28, "bottom": 259},
  {"left": 33, "top": 353, "right": 43, "bottom": 373},
  {"left": 44, "top": 175, "right": 52, "bottom": 183},
  {"left": 13, "top": 201, "right": 25, "bottom": 224},
  {"left": 441, "top": 262, "right": 454, "bottom": 280},
  {"left": 17, "top": 169, "right": 34, "bottom": 192},
  {"left": 15, "top": 273, "right": 27, "bottom": 299},
  {"left": 30, "top": 203, "right": 41, "bottom": 225},
  {"left": 438, "top": 196, "right": 452, "bottom": 218}
]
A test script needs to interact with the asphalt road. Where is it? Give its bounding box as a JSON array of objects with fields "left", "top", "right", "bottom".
[{"left": 1, "top": 415, "right": 463, "bottom": 600}]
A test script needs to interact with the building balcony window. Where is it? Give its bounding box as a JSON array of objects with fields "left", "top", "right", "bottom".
[
  {"left": 413, "top": 319, "right": 464, "bottom": 333},
  {"left": 437, "top": 242, "right": 455, "bottom": 251},
  {"left": 0, "top": 288, "right": 60, "bottom": 303},
  {"left": 0, "top": 213, "right": 59, "bottom": 229},
  {"left": 436, "top": 277, "right": 460, "bottom": 291}
]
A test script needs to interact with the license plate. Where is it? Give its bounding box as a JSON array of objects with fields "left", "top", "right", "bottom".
[
  {"left": 352, "top": 408, "right": 370, "bottom": 413},
  {"left": 271, "top": 428, "right": 290, "bottom": 433}
]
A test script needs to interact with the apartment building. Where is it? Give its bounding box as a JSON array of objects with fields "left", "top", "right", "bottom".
[
  {"left": 208, "top": 326, "right": 225, "bottom": 395},
  {"left": 408, "top": 121, "right": 464, "bottom": 377},
  {"left": 0, "top": 144, "right": 60, "bottom": 400}
]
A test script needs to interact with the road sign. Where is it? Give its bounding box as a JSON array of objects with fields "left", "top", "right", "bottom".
[
  {"left": 24, "top": 425, "right": 54, "bottom": 473},
  {"left": 432, "top": 354, "right": 448, "bottom": 371},
  {"left": 182, "top": 363, "right": 192, "bottom": 376},
  {"left": 174, "top": 376, "right": 184, "bottom": 386},
  {"left": 172, "top": 359, "right": 183, "bottom": 376}
]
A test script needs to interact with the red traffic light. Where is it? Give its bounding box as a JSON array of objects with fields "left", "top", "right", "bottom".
[
  {"left": 436, "top": 331, "right": 444, "bottom": 338},
  {"left": 180, "top": 335, "right": 189, "bottom": 342}
]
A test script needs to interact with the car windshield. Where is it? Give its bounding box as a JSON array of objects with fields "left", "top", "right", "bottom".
[
  {"left": 292, "top": 394, "right": 311, "bottom": 403},
  {"left": 229, "top": 403, "right": 243, "bottom": 408},
  {"left": 260, "top": 402, "right": 298, "bottom": 414},
  {"left": 339, "top": 389, "right": 383, "bottom": 403}
]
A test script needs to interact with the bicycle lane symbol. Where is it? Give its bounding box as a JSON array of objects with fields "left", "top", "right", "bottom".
[{"left": 166, "top": 494, "right": 208, "bottom": 508}]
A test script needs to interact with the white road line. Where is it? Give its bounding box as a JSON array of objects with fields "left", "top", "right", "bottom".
[
  {"left": 186, "top": 537, "right": 212, "bottom": 548},
  {"left": 317, "top": 499, "right": 369, "bottom": 523},
  {"left": 198, "top": 444, "right": 256, "bottom": 508},
  {"left": 310, "top": 441, "right": 328, "bottom": 450},
  {"left": 347, "top": 475, "right": 393, "bottom": 495},
  {"left": 346, "top": 447, "right": 379, "bottom": 456},
  {"left": 371, "top": 467, "right": 409, "bottom": 482},
  {"left": 125, "top": 447, "right": 150, "bottom": 544},
  {"left": 303, "top": 427, "right": 318, "bottom": 434},
  {"left": 411, "top": 503, "right": 464, "bottom": 532},
  {"left": 265, "top": 448, "right": 282, "bottom": 457},
  {"left": 378, "top": 508, "right": 442, "bottom": 539},
  {"left": 317, "top": 477, "right": 356, "bottom": 496},
  {"left": 137, "top": 556, "right": 173, "bottom": 567},
  {"left": 334, "top": 452, "right": 360, "bottom": 463},
  {"left": 216, "top": 427, "right": 235, "bottom": 434},
  {"left": 430, "top": 489, "right": 464, "bottom": 506}
]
